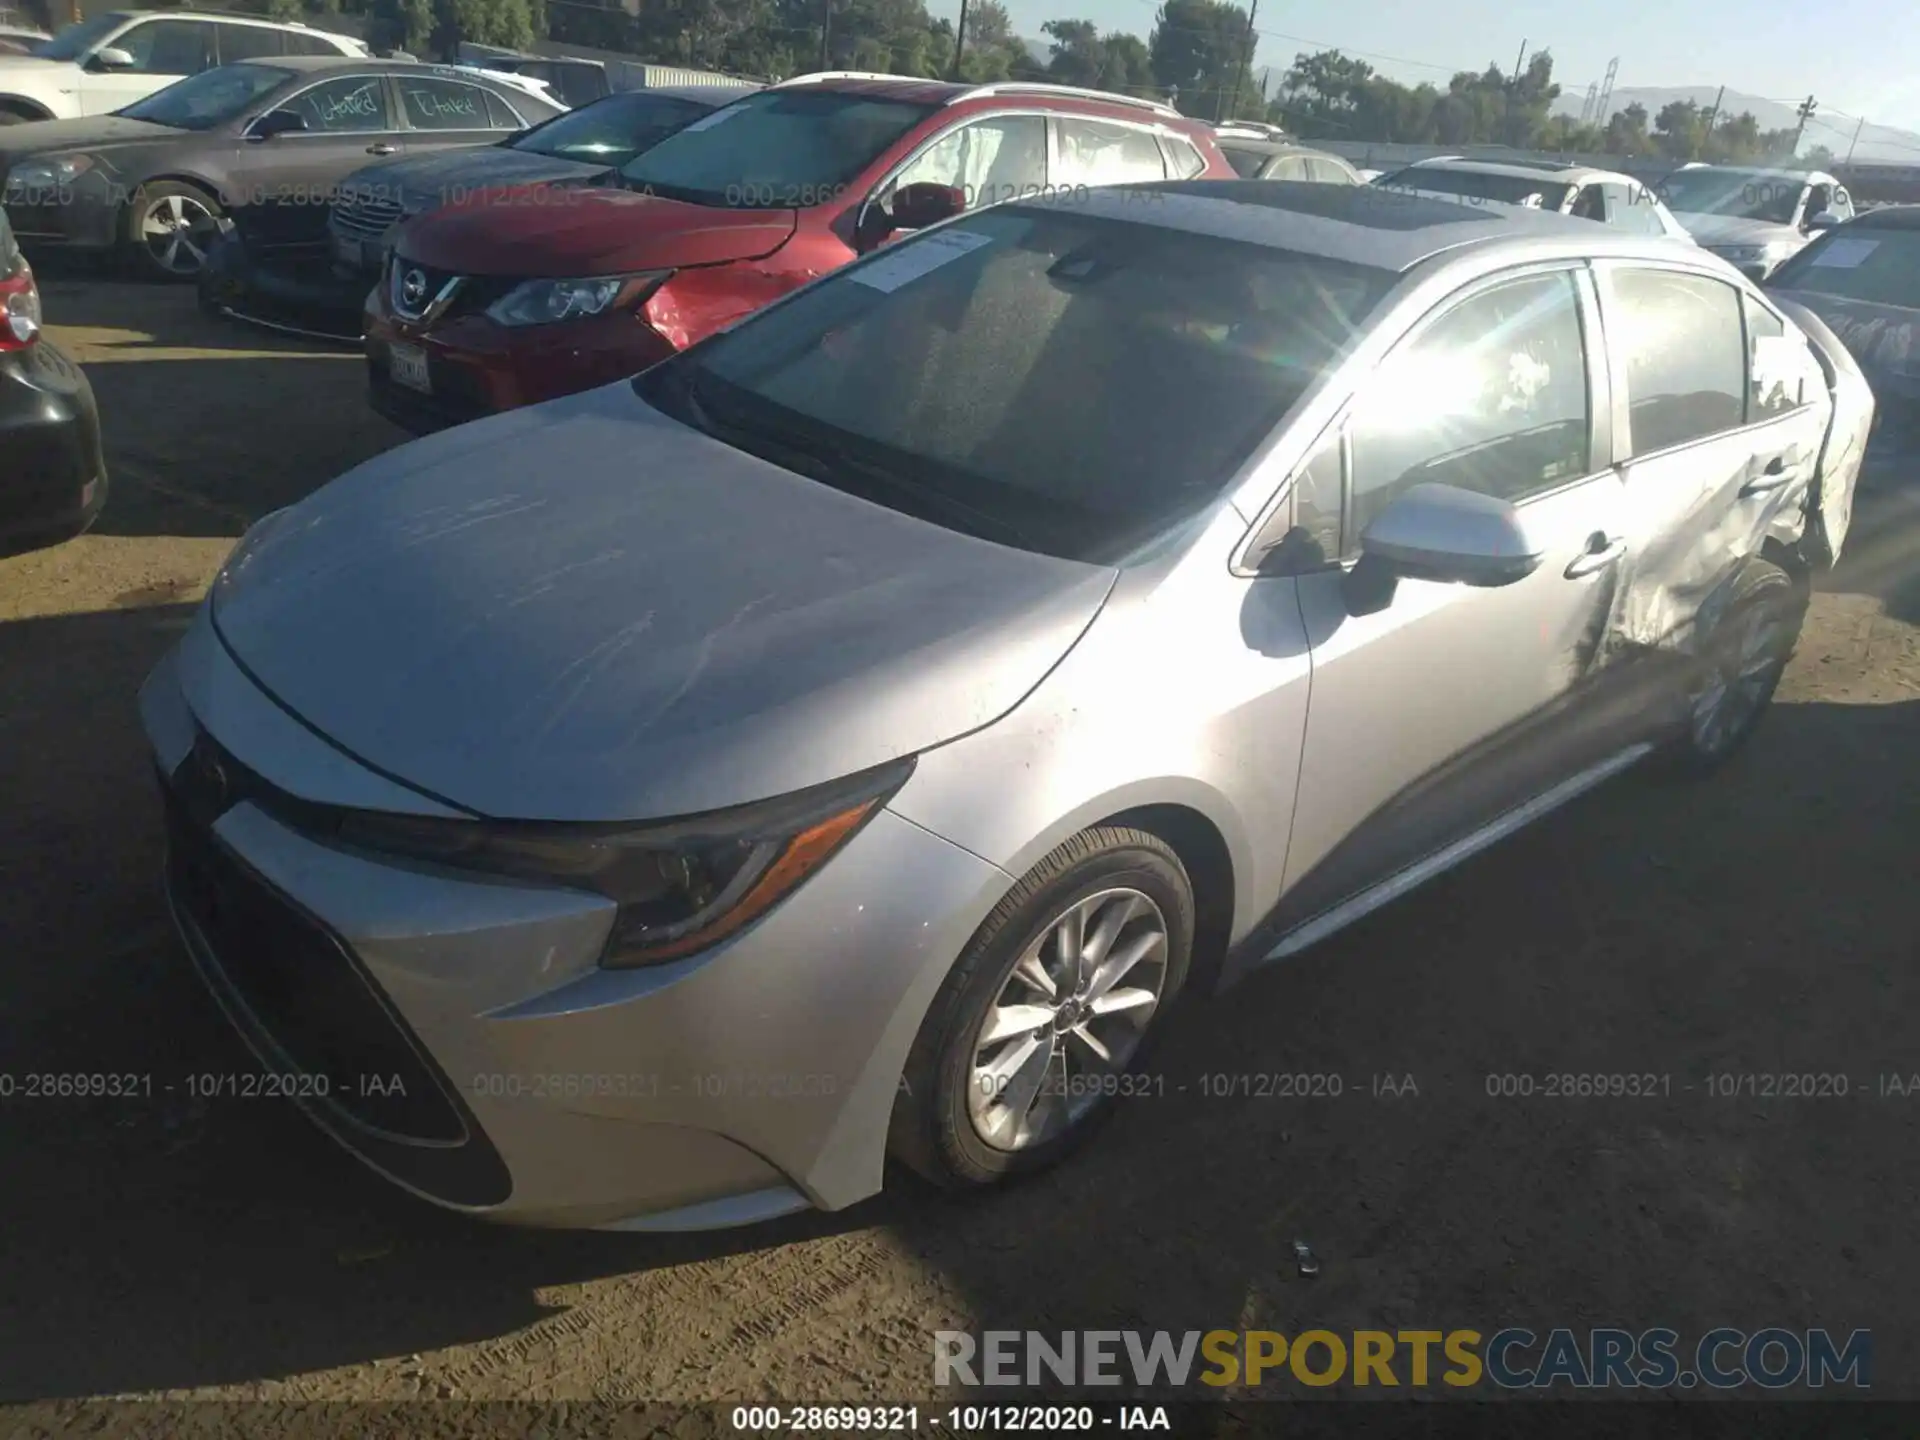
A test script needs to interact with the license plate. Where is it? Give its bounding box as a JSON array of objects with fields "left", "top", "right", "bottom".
[{"left": 389, "top": 343, "right": 431, "bottom": 394}]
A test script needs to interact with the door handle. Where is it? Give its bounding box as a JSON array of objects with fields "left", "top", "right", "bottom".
[
  {"left": 1564, "top": 533, "right": 1627, "bottom": 578},
  {"left": 1741, "top": 451, "right": 1800, "bottom": 496},
  {"left": 366, "top": 142, "right": 397, "bottom": 155}
]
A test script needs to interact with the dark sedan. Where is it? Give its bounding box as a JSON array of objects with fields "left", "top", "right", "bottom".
[
  {"left": 202, "top": 84, "right": 749, "bottom": 340},
  {"left": 0, "top": 56, "right": 563, "bottom": 279},
  {"left": 1769, "top": 205, "right": 1920, "bottom": 485},
  {"left": 0, "top": 206, "right": 105, "bottom": 556}
]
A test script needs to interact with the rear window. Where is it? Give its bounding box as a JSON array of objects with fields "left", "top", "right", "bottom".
[
  {"left": 1220, "top": 145, "right": 1266, "bottom": 179},
  {"left": 1381, "top": 167, "right": 1573, "bottom": 211},
  {"left": 637, "top": 206, "right": 1394, "bottom": 564},
  {"left": 1770, "top": 227, "right": 1920, "bottom": 310}
]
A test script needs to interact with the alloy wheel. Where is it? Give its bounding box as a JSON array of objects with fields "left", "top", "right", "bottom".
[
  {"left": 966, "top": 887, "right": 1169, "bottom": 1152},
  {"left": 1690, "top": 603, "right": 1791, "bottom": 757},
  {"left": 141, "top": 193, "right": 218, "bottom": 276}
]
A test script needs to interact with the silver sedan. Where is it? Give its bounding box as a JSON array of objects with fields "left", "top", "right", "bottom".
[{"left": 141, "top": 179, "right": 1873, "bottom": 1230}]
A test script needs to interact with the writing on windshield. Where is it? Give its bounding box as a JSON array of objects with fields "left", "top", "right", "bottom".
[{"left": 1660, "top": 173, "right": 1801, "bottom": 224}]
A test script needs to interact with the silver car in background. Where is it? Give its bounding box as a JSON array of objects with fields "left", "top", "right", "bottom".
[{"left": 140, "top": 179, "right": 1871, "bottom": 1231}]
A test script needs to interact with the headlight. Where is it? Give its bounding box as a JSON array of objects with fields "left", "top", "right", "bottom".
[
  {"left": 315, "top": 759, "right": 912, "bottom": 967},
  {"left": 5, "top": 154, "right": 95, "bottom": 193},
  {"left": 484, "top": 270, "right": 671, "bottom": 327}
]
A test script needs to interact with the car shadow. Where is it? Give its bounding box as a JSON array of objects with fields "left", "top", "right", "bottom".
[{"left": 2, "top": 582, "right": 1918, "bottom": 1401}]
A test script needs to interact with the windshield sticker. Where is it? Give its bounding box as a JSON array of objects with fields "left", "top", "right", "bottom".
[
  {"left": 1811, "top": 238, "right": 1879, "bottom": 269},
  {"left": 681, "top": 106, "right": 744, "bottom": 133},
  {"left": 848, "top": 227, "right": 994, "bottom": 294}
]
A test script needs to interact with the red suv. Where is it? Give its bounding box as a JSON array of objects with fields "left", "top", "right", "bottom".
[{"left": 363, "top": 74, "right": 1237, "bottom": 431}]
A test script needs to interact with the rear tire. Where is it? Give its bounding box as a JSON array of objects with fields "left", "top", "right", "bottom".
[
  {"left": 1658, "top": 560, "right": 1804, "bottom": 777},
  {"left": 890, "top": 827, "right": 1194, "bottom": 1191}
]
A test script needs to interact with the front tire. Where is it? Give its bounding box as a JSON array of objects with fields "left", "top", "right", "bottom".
[
  {"left": 891, "top": 827, "right": 1194, "bottom": 1190},
  {"left": 1661, "top": 560, "right": 1804, "bottom": 776},
  {"left": 124, "top": 180, "right": 224, "bottom": 280}
]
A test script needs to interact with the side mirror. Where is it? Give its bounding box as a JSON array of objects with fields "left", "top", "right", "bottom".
[
  {"left": 88, "top": 45, "right": 135, "bottom": 70},
  {"left": 1346, "top": 482, "right": 1542, "bottom": 612},
  {"left": 248, "top": 109, "right": 310, "bottom": 140},
  {"left": 1805, "top": 210, "right": 1842, "bottom": 233}
]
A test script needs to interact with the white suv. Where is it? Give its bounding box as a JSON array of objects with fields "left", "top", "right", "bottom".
[{"left": 0, "top": 10, "right": 366, "bottom": 124}]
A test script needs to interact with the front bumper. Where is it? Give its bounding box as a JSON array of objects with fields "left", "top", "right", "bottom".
[
  {"left": 364, "top": 280, "right": 679, "bottom": 436},
  {"left": 138, "top": 615, "right": 1009, "bottom": 1229},
  {"left": 198, "top": 226, "right": 373, "bottom": 344},
  {"left": 0, "top": 337, "right": 107, "bottom": 552},
  {"left": 2, "top": 181, "right": 119, "bottom": 251}
]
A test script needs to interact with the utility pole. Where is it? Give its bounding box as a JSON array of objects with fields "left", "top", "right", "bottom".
[
  {"left": 949, "top": 0, "right": 966, "bottom": 81},
  {"left": 1845, "top": 114, "right": 1866, "bottom": 165},
  {"left": 1225, "top": 0, "right": 1259, "bottom": 123},
  {"left": 1701, "top": 82, "right": 1724, "bottom": 156},
  {"left": 1791, "top": 94, "right": 1817, "bottom": 156},
  {"left": 1507, "top": 40, "right": 1527, "bottom": 145},
  {"left": 820, "top": 0, "right": 833, "bottom": 71}
]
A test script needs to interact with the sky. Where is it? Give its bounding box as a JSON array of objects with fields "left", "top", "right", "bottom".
[{"left": 948, "top": 0, "right": 1920, "bottom": 138}]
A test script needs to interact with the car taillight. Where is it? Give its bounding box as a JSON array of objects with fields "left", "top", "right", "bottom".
[{"left": 0, "top": 256, "right": 42, "bottom": 350}]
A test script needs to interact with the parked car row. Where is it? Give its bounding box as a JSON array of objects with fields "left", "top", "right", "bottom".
[{"left": 129, "top": 177, "right": 1876, "bottom": 1230}]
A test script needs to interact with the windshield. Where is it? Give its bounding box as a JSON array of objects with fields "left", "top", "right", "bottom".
[
  {"left": 117, "top": 63, "right": 292, "bottom": 130},
  {"left": 618, "top": 89, "right": 935, "bottom": 208},
  {"left": 32, "top": 11, "right": 124, "bottom": 60},
  {"left": 1380, "top": 167, "right": 1572, "bottom": 211},
  {"left": 1771, "top": 228, "right": 1920, "bottom": 309},
  {"left": 633, "top": 206, "right": 1394, "bottom": 565},
  {"left": 1659, "top": 169, "right": 1803, "bottom": 224},
  {"left": 513, "top": 91, "right": 714, "bottom": 166}
]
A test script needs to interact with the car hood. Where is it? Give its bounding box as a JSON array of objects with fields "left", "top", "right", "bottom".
[
  {"left": 341, "top": 146, "right": 609, "bottom": 215},
  {"left": 0, "top": 114, "right": 181, "bottom": 158},
  {"left": 393, "top": 185, "right": 796, "bottom": 276},
  {"left": 1674, "top": 213, "right": 1802, "bottom": 249},
  {"left": 208, "top": 381, "right": 1117, "bottom": 823}
]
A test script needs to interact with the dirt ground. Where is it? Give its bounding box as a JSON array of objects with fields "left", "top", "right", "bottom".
[{"left": 3, "top": 278, "right": 1919, "bottom": 1412}]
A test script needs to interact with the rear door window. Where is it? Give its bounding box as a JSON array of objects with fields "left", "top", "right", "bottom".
[
  {"left": 1052, "top": 118, "right": 1168, "bottom": 188},
  {"left": 398, "top": 76, "right": 495, "bottom": 131},
  {"left": 214, "top": 23, "right": 284, "bottom": 62},
  {"left": 1609, "top": 268, "right": 1747, "bottom": 455}
]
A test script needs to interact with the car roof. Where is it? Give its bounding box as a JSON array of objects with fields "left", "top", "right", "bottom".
[
  {"left": 1402, "top": 156, "right": 1625, "bottom": 185},
  {"left": 1215, "top": 138, "right": 1348, "bottom": 161},
  {"left": 1017, "top": 178, "right": 1679, "bottom": 273},
  {"left": 1847, "top": 204, "right": 1920, "bottom": 231}
]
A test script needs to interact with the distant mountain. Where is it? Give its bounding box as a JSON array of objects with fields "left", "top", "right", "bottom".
[
  {"left": 1023, "top": 35, "right": 1049, "bottom": 66},
  {"left": 1552, "top": 85, "right": 1920, "bottom": 164}
]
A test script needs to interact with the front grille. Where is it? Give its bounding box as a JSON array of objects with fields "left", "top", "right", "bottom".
[
  {"left": 162, "top": 735, "right": 468, "bottom": 1145},
  {"left": 332, "top": 189, "right": 405, "bottom": 241}
]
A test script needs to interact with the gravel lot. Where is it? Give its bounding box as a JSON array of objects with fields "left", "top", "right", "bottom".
[{"left": 4, "top": 279, "right": 1918, "bottom": 1412}]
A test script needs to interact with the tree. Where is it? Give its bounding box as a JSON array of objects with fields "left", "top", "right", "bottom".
[{"left": 1149, "top": 0, "right": 1247, "bottom": 120}]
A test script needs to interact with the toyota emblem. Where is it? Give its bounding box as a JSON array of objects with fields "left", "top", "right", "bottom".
[{"left": 401, "top": 267, "right": 429, "bottom": 308}]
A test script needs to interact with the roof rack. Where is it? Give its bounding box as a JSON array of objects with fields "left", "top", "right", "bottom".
[
  {"left": 956, "top": 81, "right": 1180, "bottom": 117},
  {"left": 774, "top": 71, "right": 924, "bottom": 87},
  {"left": 1213, "top": 120, "right": 1289, "bottom": 138}
]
